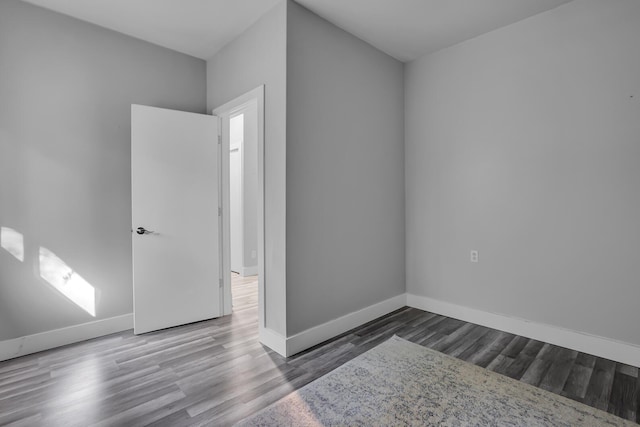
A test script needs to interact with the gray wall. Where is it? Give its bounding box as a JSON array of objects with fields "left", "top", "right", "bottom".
[
  {"left": 286, "top": 2, "right": 405, "bottom": 336},
  {"left": 0, "top": 0, "right": 206, "bottom": 340},
  {"left": 405, "top": 0, "right": 640, "bottom": 345},
  {"left": 207, "top": 1, "right": 288, "bottom": 335}
]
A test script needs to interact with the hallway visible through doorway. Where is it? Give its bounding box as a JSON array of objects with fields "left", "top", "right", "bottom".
[{"left": 231, "top": 272, "right": 257, "bottom": 313}]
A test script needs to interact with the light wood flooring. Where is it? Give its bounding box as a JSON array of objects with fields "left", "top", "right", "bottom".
[{"left": 0, "top": 274, "right": 638, "bottom": 426}]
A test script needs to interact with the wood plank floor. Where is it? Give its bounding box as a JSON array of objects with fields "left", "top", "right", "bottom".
[{"left": 0, "top": 274, "right": 638, "bottom": 426}]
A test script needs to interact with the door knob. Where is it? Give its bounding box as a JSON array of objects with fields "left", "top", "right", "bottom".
[{"left": 136, "top": 227, "right": 154, "bottom": 235}]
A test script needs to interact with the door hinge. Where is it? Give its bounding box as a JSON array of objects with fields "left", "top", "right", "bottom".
[
  {"left": 219, "top": 278, "right": 223, "bottom": 288},
  {"left": 218, "top": 207, "right": 222, "bottom": 216},
  {"left": 217, "top": 134, "right": 221, "bottom": 145}
]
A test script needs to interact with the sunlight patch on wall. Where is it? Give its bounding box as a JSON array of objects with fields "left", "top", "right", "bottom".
[
  {"left": 1, "top": 226, "right": 24, "bottom": 262},
  {"left": 39, "top": 247, "right": 96, "bottom": 317}
]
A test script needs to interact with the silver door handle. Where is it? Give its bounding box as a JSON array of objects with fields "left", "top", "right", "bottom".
[{"left": 135, "top": 227, "right": 154, "bottom": 235}]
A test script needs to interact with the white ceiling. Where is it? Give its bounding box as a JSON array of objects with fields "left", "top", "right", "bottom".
[
  {"left": 22, "top": 0, "right": 573, "bottom": 62},
  {"left": 296, "top": 0, "right": 574, "bottom": 62},
  {"left": 22, "top": 0, "right": 282, "bottom": 60}
]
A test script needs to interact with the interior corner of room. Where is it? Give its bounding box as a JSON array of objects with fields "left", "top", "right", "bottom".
[{"left": 1, "top": 0, "right": 640, "bottom": 372}]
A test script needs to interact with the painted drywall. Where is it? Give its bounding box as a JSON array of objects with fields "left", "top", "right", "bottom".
[
  {"left": 207, "top": 1, "right": 287, "bottom": 335},
  {"left": 405, "top": 0, "right": 640, "bottom": 345},
  {"left": 0, "top": 0, "right": 206, "bottom": 340},
  {"left": 286, "top": 2, "right": 405, "bottom": 336}
]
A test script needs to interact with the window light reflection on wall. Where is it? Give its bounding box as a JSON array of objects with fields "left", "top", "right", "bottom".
[
  {"left": 39, "top": 247, "right": 96, "bottom": 317},
  {"left": 1, "top": 226, "right": 25, "bottom": 262}
]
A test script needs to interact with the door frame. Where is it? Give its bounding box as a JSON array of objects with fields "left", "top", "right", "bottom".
[{"left": 212, "top": 86, "right": 265, "bottom": 327}]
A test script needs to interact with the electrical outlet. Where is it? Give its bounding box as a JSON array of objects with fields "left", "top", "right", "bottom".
[
  {"left": 251, "top": 250, "right": 257, "bottom": 259},
  {"left": 470, "top": 250, "right": 479, "bottom": 263}
]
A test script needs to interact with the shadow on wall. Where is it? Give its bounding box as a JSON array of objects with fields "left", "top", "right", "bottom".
[{"left": 1, "top": 226, "right": 97, "bottom": 317}]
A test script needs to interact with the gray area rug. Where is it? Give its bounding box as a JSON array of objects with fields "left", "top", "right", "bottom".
[{"left": 236, "top": 335, "right": 634, "bottom": 426}]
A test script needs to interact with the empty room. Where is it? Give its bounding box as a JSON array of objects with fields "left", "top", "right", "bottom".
[{"left": 1, "top": 0, "right": 639, "bottom": 425}]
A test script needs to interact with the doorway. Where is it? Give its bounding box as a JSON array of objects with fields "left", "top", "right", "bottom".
[
  {"left": 229, "top": 107, "right": 258, "bottom": 277},
  {"left": 213, "top": 86, "right": 265, "bottom": 329}
]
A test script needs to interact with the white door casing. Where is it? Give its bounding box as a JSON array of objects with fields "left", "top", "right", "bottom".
[{"left": 131, "top": 104, "right": 220, "bottom": 334}]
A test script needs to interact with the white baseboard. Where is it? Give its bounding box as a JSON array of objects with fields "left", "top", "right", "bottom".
[
  {"left": 0, "top": 314, "right": 133, "bottom": 362},
  {"left": 286, "top": 294, "right": 407, "bottom": 357},
  {"left": 259, "top": 326, "right": 287, "bottom": 357},
  {"left": 406, "top": 294, "right": 640, "bottom": 367},
  {"left": 241, "top": 266, "right": 258, "bottom": 277},
  {"left": 10, "top": 295, "right": 634, "bottom": 368}
]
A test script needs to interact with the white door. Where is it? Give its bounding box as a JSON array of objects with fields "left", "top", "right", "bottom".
[{"left": 131, "top": 104, "right": 220, "bottom": 334}]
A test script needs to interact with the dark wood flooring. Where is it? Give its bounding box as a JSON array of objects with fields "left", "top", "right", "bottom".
[{"left": 0, "top": 275, "right": 638, "bottom": 426}]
